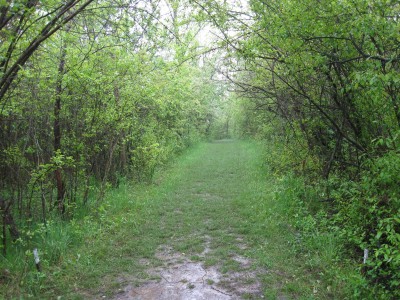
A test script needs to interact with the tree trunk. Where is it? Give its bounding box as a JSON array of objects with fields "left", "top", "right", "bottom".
[
  {"left": 54, "top": 38, "right": 68, "bottom": 215},
  {"left": 0, "top": 197, "right": 20, "bottom": 256},
  {"left": 98, "top": 137, "right": 118, "bottom": 202}
]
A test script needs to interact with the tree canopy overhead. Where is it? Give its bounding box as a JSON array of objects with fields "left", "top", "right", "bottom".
[
  {"left": 0, "top": 0, "right": 226, "bottom": 250},
  {"left": 1, "top": 0, "right": 400, "bottom": 298}
]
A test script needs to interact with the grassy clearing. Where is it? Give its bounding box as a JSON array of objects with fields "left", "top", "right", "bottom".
[{"left": 1, "top": 140, "right": 358, "bottom": 299}]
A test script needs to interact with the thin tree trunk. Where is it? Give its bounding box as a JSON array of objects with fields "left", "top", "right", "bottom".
[
  {"left": 2, "top": 204, "right": 6, "bottom": 256},
  {"left": 0, "top": 197, "right": 20, "bottom": 257},
  {"left": 98, "top": 138, "right": 118, "bottom": 202},
  {"left": 54, "top": 36, "right": 68, "bottom": 215},
  {"left": 40, "top": 183, "right": 46, "bottom": 226}
]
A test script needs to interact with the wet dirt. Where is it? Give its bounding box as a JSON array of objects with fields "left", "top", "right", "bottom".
[{"left": 114, "top": 240, "right": 264, "bottom": 300}]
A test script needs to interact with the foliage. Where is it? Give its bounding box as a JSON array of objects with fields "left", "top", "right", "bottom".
[
  {"left": 0, "top": 140, "right": 358, "bottom": 298},
  {"left": 2, "top": 0, "right": 399, "bottom": 297},
  {"left": 0, "top": 0, "right": 225, "bottom": 286},
  {"left": 330, "top": 148, "right": 400, "bottom": 298},
  {"left": 226, "top": 0, "right": 400, "bottom": 297}
]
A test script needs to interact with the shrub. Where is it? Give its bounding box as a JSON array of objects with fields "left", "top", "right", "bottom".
[{"left": 333, "top": 151, "right": 400, "bottom": 298}]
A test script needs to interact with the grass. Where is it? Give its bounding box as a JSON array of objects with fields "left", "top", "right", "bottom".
[{"left": 0, "top": 140, "right": 359, "bottom": 299}]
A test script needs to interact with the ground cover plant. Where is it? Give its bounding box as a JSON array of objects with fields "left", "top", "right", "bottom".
[
  {"left": 0, "top": 140, "right": 359, "bottom": 299},
  {"left": 1, "top": 0, "right": 399, "bottom": 298}
]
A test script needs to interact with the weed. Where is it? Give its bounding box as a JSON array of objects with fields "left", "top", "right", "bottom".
[{"left": 206, "top": 279, "right": 214, "bottom": 285}]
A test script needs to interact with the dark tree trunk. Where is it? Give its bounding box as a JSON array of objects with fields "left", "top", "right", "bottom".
[
  {"left": 0, "top": 197, "right": 20, "bottom": 256},
  {"left": 54, "top": 40, "right": 67, "bottom": 215}
]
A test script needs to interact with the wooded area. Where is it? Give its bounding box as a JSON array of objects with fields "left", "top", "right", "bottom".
[
  {"left": 1, "top": 0, "right": 223, "bottom": 245},
  {"left": 228, "top": 0, "right": 400, "bottom": 297},
  {"left": 1, "top": 0, "right": 399, "bottom": 298}
]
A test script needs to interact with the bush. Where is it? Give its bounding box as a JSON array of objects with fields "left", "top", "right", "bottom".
[{"left": 333, "top": 151, "right": 400, "bottom": 298}]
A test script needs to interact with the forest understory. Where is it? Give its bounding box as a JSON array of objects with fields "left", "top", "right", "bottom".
[
  {"left": 1, "top": 140, "right": 359, "bottom": 299},
  {"left": 1, "top": 0, "right": 400, "bottom": 299}
]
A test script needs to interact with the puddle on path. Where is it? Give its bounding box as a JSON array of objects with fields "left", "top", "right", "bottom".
[{"left": 114, "top": 241, "right": 264, "bottom": 300}]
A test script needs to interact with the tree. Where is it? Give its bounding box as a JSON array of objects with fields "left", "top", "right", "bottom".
[
  {"left": 0, "top": 0, "right": 223, "bottom": 262},
  {"left": 0, "top": 0, "right": 97, "bottom": 102},
  {"left": 225, "top": 0, "right": 400, "bottom": 295}
]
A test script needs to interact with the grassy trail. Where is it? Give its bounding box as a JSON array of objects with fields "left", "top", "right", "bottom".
[{"left": 31, "top": 140, "right": 343, "bottom": 299}]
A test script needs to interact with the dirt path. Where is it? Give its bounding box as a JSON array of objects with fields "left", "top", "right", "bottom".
[
  {"left": 110, "top": 140, "right": 267, "bottom": 299},
  {"left": 115, "top": 243, "right": 261, "bottom": 299}
]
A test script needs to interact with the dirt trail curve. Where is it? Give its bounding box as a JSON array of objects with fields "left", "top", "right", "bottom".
[{"left": 110, "top": 140, "right": 267, "bottom": 299}]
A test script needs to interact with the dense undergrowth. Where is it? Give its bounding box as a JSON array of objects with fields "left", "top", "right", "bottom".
[
  {"left": 227, "top": 0, "right": 400, "bottom": 295},
  {"left": 1, "top": 139, "right": 396, "bottom": 298},
  {"left": 1, "top": 1, "right": 399, "bottom": 298},
  {"left": 249, "top": 128, "right": 400, "bottom": 299},
  {"left": 0, "top": 140, "right": 360, "bottom": 299}
]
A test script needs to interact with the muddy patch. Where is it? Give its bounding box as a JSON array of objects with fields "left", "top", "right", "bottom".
[
  {"left": 114, "top": 254, "right": 233, "bottom": 299},
  {"left": 114, "top": 239, "right": 265, "bottom": 300},
  {"left": 114, "top": 264, "right": 231, "bottom": 300}
]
